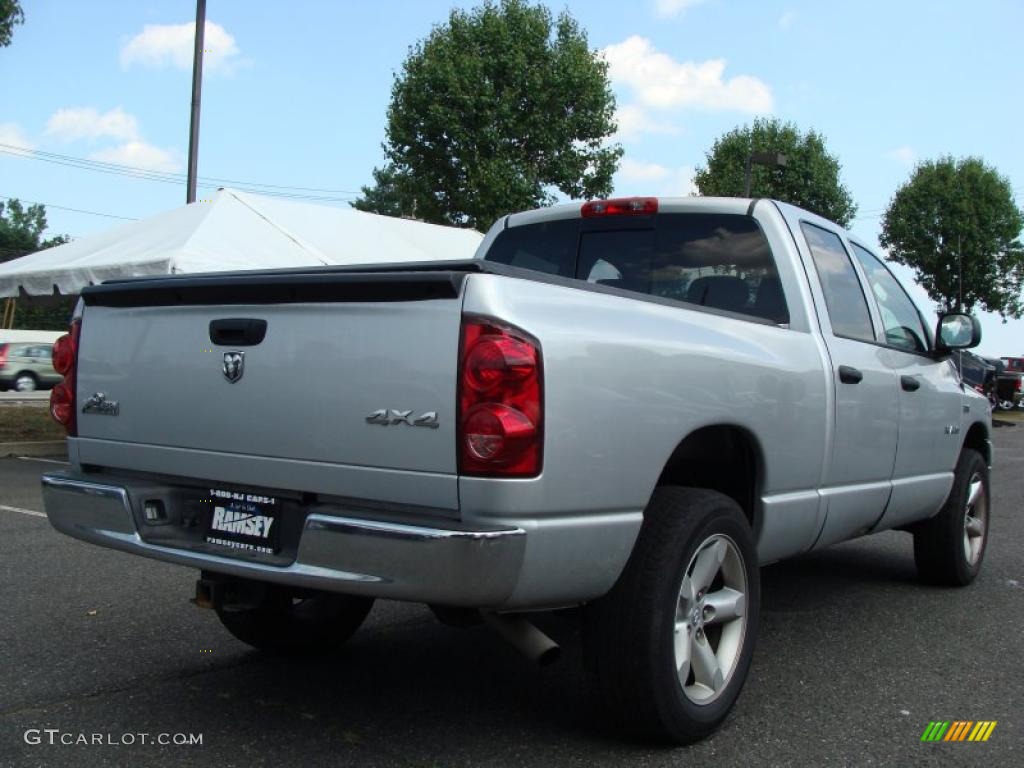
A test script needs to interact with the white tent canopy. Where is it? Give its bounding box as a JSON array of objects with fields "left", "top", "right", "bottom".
[{"left": 0, "top": 188, "right": 484, "bottom": 297}]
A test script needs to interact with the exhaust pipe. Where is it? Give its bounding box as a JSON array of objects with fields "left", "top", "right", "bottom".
[{"left": 482, "top": 612, "right": 561, "bottom": 666}]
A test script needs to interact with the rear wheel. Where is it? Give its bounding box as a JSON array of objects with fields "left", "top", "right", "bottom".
[
  {"left": 913, "top": 448, "right": 989, "bottom": 586},
  {"left": 583, "top": 487, "right": 759, "bottom": 744},
  {"left": 215, "top": 587, "right": 374, "bottom": 654}
]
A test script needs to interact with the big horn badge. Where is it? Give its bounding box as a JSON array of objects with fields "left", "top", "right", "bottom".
[{"left": 222, "top": 351, "right": 245, "bottom": 383}]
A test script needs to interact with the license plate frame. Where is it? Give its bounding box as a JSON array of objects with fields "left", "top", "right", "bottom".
[{"left": 204, "top": 487, "right": 282, "bottom": 555}]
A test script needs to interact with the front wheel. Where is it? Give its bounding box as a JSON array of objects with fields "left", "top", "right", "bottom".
[
  {"left": 215, "top": 586, "right": 374, "bottom": 654},
  {"left": 583, "top": 487, "right": 759, "bottom": 744},
  {"left": 913, "top": 448, "right": 990, "bottom": 586}
]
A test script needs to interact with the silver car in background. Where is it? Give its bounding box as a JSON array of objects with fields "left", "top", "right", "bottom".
[{"left": 0, "top": 341, "right": 62, "bottom": 391}]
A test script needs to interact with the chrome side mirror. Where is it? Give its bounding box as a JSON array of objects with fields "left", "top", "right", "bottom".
[{"left": 936, "top": 313, "right": 981, "bottom": 351}]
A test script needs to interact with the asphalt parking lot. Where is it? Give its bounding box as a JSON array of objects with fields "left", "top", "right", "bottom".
[{"left": 0, "top": 430, "right": 1021, "bottom": 768}]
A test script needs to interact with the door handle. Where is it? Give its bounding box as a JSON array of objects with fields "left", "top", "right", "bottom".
[
  {"left": 209, "top": 318, "right": 267, "bottom": 346},
  {"left": 901, "top": 375, "right": 921, "bottom": 392},
  {"left": 838, "top": 365, "right": 863, "bottom": 384}
]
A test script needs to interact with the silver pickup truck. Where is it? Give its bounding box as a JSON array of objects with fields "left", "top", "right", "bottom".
[{"left": 42, "top": 197, "right": 991, "bottom": 744}]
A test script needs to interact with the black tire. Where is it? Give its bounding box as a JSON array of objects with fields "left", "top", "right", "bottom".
[
  {"left": 14, "top": 372, "right": 38, "bottom": 392},
  {"left": 913, "top": 448, "right": 990, "bottom": 586},
  {"left": 583, "top": 487, "right": 760, "bottom": 744},
  {"left": 215, "top": 587, "right": 374, "bottom": 654}
]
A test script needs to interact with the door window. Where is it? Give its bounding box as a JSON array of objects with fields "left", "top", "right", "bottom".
[
  {"left": 801, "top": 223, "right": 874, "bottom": 341},
  {"left": 850, "top": 243, "right": 929, "bottom": 353}
]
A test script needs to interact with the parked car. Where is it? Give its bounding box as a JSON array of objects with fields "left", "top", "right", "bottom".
[
  {"left": 0, "top": 341, "right": 62, "bottom": 391},
  {"left": 993, "top": 357, "right": 1023, "bottom": 410},
  {"left": 40, "top": 197, "right": 992, "bottom": 744}
]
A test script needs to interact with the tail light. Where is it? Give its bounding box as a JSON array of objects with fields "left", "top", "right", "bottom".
[
  {"left": 581, "top": 197, "right": 658, "bottom": 218},
  {"left": 0, "top": 343, "right": 7, "bottom": 370},
  {"left": 458, "top": 318, "right": 542, "bottom": 477},
  {"left": 1016, "top": 377, "right": 1023, "bottom": 393},
  {"left": 49, "top": 318, "right": 81, "bottom": 435}
]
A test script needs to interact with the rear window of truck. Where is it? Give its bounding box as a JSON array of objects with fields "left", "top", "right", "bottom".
[{"left": 484, "top": 213, "right": 788, "bottom": 324}]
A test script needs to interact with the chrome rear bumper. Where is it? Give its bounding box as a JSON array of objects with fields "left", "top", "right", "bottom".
[{"left": 41, "top": 472, "right": 525, "bottom": 607}]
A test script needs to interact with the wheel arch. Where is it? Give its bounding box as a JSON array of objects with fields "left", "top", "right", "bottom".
[
  {"left": 962, "top": 420, "right": 991, "bottom": 466},
  {"left": 655, "top": 424, "right": 763, "bottom": 536}
]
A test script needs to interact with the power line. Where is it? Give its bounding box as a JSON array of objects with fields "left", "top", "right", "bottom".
[
  {"left": 0, "top": 142, "right": 360, "bottom": 193},
  {"left": 0, "top": 143, "right": 360, "bottom": 203},
  {"left": 0, "top": 194, "right": 138, "bottom": 222}
]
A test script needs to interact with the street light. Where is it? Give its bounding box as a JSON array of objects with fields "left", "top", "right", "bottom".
[{"left": 743, "top": 152, "right": 787, "bottom": 197}]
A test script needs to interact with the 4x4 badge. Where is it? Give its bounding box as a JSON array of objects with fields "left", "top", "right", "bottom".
[
  {"left": 222, "top": 352, "right": 244, "bottom": 383},
  {"left": 365, "top": 409, "right": 439, "bottom": 428}
]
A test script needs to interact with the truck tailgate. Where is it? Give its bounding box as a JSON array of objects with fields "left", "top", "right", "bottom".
[{"left": 74, "top": 270, "right": 465, "bottom": 489}]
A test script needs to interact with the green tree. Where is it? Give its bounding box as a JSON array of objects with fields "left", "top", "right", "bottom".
[
  {"left": 0, "top": 198, "right": 68, "bottom": 262},
  {"left": 1, "top": 198, "right": 73, "bottom": 330},
  {"left": 880, "top": 156, "right": 1024, "bottom": 319},
  {"left": 0, "top": 0, "right": 24, "bottom": 47},
  {"left": 693, "top": 118, "right": 857, "bottom": 227},
  {"left": 354, "top": 0, "right": 622, "bottom": 231}
]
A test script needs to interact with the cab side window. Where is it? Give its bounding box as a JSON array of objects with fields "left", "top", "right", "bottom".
[
  {"left": 801, "top": 223, "right": 875, "bottom": 342},
  {"left": 850, "top": 243, "right": 929, "bottom": 353}
]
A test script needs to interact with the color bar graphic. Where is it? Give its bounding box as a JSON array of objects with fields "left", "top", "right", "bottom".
[{"left": 921, "top": 720, "right": 996, "bottom": 742}]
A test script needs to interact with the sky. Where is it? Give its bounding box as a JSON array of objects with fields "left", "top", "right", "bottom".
[{"left": 1, "top": 0, "right": 1022, "bottom": 356}]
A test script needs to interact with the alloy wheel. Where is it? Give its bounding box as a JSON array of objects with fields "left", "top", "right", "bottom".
[
  {"left": 963, "top": 472, "right": 987, "bottom": 566},
  {"left": 673, "top": 534, "right": 748, "bottom": 705}
]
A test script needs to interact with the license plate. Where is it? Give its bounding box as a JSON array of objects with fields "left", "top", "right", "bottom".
[{"left": 204, "top": 488, "right": 280, "bottom": 554}]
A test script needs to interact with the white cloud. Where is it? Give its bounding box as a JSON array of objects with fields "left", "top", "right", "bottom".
[
  {"left": 89, "top": 142, "right": 180, "bottom": 173},
  {"left": 654, "top": 0, "right": 709, "bottom": 18},
  {"left": 616, "top": 160, "right": 697, "bottom": 197},
  {"left": 121, "top": 21, "right": 241, "bottom": 74},
  {"left": 44, "top": 106, "right": 179, "bottom": 172},
  {"left": 887, "top": 146, "right": 917, "bottom": 168},
  {"left": 0, "top": 122, "right": 34, "bottom": 155},
  {"left": 619, "top": 158, "right": 671, "bottom": 182},
  {"left": 614, "top": 104, "right": 681, "bottom": 139},
  {"left": 778, "top": 11, "right": 796, "bottom": 30},
  {"left": 45, "top": 107, "right": 139, "bottom": 143},
  {"left": 602, "top": 36, "right": 773, "bottom": 113}
]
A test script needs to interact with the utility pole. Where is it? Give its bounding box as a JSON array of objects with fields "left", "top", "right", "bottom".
[
  {"left": 186, "top": 0, "right": 207, "bottom": 204},
  {"left": 957, "top": 233, "right": 963, "bottom": 314}
]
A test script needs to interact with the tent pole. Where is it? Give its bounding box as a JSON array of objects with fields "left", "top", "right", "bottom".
[
  {"left": 186, "top": 0, "right": 206, "bottom": 204},
  {"left": 1, "top": 298, "right": 14, "bottom": 329}
]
